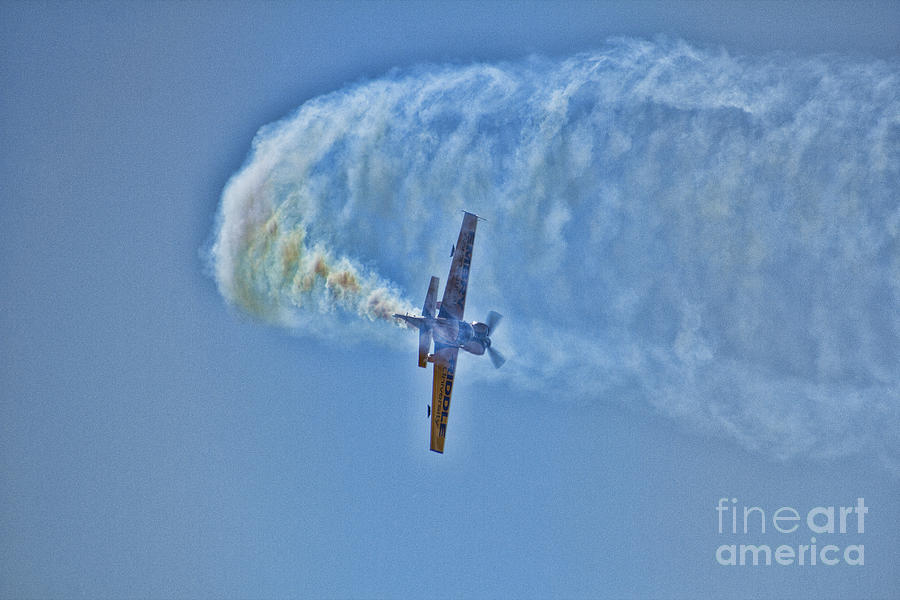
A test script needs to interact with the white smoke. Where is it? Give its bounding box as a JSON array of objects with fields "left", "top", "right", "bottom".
[{"left": 209, "top": 38, "right": 900, "bottom": 470}]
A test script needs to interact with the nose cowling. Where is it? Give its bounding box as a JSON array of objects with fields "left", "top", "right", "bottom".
[
  {"left": 467, "top": 313, "right": 504, "bottom": 368},
  {"left": 462, "top": 339, "right": 487, "bottom": 355}
]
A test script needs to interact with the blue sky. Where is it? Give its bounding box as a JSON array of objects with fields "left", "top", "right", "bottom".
[{"left": 2, "top": 2, "right": 899, "bottom": 598}]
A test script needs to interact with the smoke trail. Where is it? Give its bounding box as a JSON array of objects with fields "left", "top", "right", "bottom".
[{"left": 209, "top": 38, "right": 900, "bottom": 470}]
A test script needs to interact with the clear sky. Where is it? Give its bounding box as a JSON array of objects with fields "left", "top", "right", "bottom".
[{"left": 2, "top": 2, "right": 898, "bottom": 598}]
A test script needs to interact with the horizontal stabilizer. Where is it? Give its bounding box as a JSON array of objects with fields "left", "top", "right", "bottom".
[
  {"left": 418, "top": 276, "right": 439, "bottom": 368},
  {"left": 418, "top": 327, "right": 431, "bottom": 368},
  {"left": 423, "top": 276, "right": 439, "bottom": 318}
]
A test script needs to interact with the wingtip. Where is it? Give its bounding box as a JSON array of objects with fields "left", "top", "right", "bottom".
[{"left": 461, "top": 209, "right": 487, "bottom": 222}]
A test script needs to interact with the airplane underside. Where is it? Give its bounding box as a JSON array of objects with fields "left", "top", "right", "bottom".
[
  {"left": 394, "top": 315, "right": 491, "bottom": 357},
  {"left": 392, "top": 212, "right": 504, "bottom": 453}
]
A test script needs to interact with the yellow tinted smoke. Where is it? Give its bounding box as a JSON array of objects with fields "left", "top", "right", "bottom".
[{"left": 230, "top": 206, "right": 413, "bottom": 325}]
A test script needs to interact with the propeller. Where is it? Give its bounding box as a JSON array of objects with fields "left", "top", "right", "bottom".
[
  {"left": 487, "top": 346, "right": 506, "bottom": 369},
  {"left": 485, "top": 310, "right": 503, "bottom": 334},
  {"left": 484, "top": 311, "right": 505, "bottom": 368}
]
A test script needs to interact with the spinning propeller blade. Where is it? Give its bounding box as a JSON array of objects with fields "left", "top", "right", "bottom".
[
  {"left": 487, "top": 346, "right": 506, "bottom": 369},
  {"left": 485, "top": 310, "right": 503, "bottom": 334}
]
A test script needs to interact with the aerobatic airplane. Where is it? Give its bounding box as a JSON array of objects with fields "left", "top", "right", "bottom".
[{"left": 393, "top": 211, "right": 504, "bottom": 453}]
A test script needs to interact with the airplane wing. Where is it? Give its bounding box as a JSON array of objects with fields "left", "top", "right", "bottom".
[
  {"left": 430, "top": 344, "right": 459, "bottom": 453},
  {"left": 437, "top": 212, "right": 478, "bottom": 321}
]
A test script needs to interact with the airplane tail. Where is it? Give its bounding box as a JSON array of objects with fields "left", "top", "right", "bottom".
[
  {"left": 418, "top": 276, "right": 439, "bottom": 368},
  {"left": 423, "top": 276, "right": 439, "bottom": 318}
]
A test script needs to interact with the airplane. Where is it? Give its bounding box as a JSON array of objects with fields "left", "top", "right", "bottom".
[{"left": 393, "top": 211, "right": 504, "bottom": 453}]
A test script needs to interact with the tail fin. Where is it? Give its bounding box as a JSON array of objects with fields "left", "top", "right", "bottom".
[{"left": 418, "top": 276, "right": 439, "bottom": 367}]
